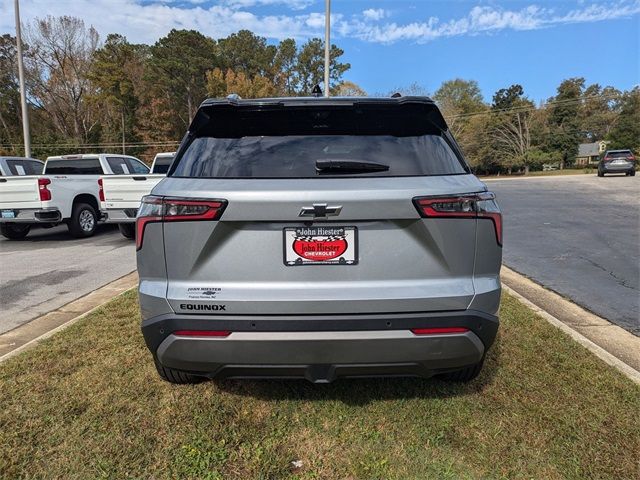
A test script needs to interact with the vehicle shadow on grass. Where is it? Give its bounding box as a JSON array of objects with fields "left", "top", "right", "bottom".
[{"left": 213, "top": 335, "right": 502, "bottom": 406}]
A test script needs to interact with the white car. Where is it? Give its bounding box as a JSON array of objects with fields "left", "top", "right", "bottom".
[
  {"left": 99, "top": 152, "right": 175, "bottom": 238},
  {"left": 0, "top": 153, "right": 148, "bottom": 240}
]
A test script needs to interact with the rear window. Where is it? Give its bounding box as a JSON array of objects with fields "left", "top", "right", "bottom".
[
  {"left": 606, "top": 151, "right": 632, "bottom": 158},
  {"left": 152, "top": 156, "right": 174, "bottom": 174},
  {"left": 171, "top": 104, "right": 467, "bottom": 178},
  {"left": 6, "top": 159, "right": 43, "bottom": 176},
  {"left": 45, "top": 158, "right": 103, "bottom": 175}
]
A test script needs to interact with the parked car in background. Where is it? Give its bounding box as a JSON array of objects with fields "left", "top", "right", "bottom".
[
  {"left": 0, "top": 153, "right": 147, "bottom": 240},
  {"left": 137, "top": 96, "right": 502, "bottom": 384},
  {"left": 0, "top": 156, "right": 44, "bottom": 176},
  {"left": 99, "top": 152, "right": 174, "bottom": 238},
  {"left": 598, "top": 149, "right": 636, "bottom": 177}
]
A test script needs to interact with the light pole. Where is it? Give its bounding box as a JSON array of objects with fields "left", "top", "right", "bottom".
[
  {"left": 14, "top": 0, "right": 31, "bottom": 157},
  {"left": 324, "top": 0, "right": 330, "bottom": 97}
]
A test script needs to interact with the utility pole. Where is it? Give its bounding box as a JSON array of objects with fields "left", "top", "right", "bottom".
[
  {"left": 14, "top": 0, "right": 31, "bottom": 157},
  {"left": 324, "top": 0, "right": 330, "bottom": 97}
]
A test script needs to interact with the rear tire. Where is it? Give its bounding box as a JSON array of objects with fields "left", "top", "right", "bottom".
[
  {"left": 0, "top": 223, "right": 31, "bottom": 240},
  {"left": 597, "top": 170, "right": 604, "bottom": 177},
  {"left": 438, "top": 360, "right": 484, "bottom": 382},
  {"left": 154, "top": 358, "right": 202, "bottom": 384},
  {"left": 630, "top": 170, "right": 636, "bottom": 177},
  {"left": 118, "top": 223, "right": 135, "bottom": 239},
  {"left": 67, "top": 203, "right": 97, "bottom": 238}
]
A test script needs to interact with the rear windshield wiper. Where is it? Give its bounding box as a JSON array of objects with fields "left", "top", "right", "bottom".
[{"left": 315, "top": 159, "right": 390, "bottom": 173}]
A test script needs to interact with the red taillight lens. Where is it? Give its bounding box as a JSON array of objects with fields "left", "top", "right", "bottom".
[
  {"left": 413, "top": 192, "right": 502, "bottom": 246},
  {"left": 173, "top": 330, "right": 231, "bottom": 337},
  {"left": 38, "top": 178, "right": 51, "bottom": 201},
  {"left": 136, "top": 196, "right": 227, "bottom": 250},
  {"left": 411, "top": 327, "right": 469, "bottom": 335},
  {"left": 98, "top": 178, "right": 105, "bottom": 202}
]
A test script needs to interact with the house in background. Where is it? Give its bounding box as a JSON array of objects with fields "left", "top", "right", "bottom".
[{"left": 575, "top": 140, "right": 609, "bottom": 165}]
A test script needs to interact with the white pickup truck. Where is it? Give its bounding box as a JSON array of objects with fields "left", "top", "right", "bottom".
[
  {"left": 0, "top": 153, "right": 148, "bottom": 240},
  {"left": 99, "top": 152, "right": 174, "bottom": 238},
  {"left": 0, "top": 156, "right": 44, "bottom": 176}
]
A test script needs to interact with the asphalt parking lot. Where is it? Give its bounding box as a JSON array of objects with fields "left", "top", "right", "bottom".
[
  {"left": 1, "top": 173, "right": 638, "bottom": 338},
  {"left": 0, "top": 225, "right": 135, "bottom": 335},
  {"left": 489, "top": 174, "right": 639, "bottom": 335}
]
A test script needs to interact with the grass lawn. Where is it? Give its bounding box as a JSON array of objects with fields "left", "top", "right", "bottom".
[{"left": 1, "top": 291, "right": 638, "bottom": 479}]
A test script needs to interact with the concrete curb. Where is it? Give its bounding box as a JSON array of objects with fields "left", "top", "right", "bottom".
[
  {"left": 0, "top": 272, "right": 138, "bottom": 364},
  {"left": 502, "top": 267, "right": 640, "bottom": 386}
]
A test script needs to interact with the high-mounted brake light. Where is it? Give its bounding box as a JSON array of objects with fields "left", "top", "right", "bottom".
[
  {"left": 98, "top": 178, "right": 104, "bottom": 202},
  {"left": 38, "top": 178, "right": 51, "bottom": 201},
  {"left": 411, "top": 327, "right": 469, "bottom": 335},
  {"left": 413, "top": 192, "right": 502, "bottom": 246},
  {"left": 173, "top": 330, "right": 231, "bottom": 337},
  {"left": 136, "top": 196, "right": 227, "bottom": 250}
]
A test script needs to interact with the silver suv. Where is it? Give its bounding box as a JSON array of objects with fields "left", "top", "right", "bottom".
[{"left": 137, "top": 96, "right": 502, "bottom": 384}]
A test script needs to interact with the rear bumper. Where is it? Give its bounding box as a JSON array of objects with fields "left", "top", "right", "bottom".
[
  {"left": 601, "top": 162, "right": 634, "bottom": 172},
  {"left": 142, "top": 310, "right": 498, "bottom": 382},
  {"left": 102, "top": 208, "right": 137, "bottom": 223},
  {"left": 0, "top": 208, "right": 61, "bottom": 223}
]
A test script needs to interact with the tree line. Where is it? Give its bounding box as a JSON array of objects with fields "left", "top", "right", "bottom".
[{"left": 1, "top": 15, "right": 638, "bottom": 171}]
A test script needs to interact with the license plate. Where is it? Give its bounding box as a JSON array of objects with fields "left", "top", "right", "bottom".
[
  {"left": 1, "top": 210, "right": 15, "bottom": 219},
  {"left": 284, "top": 226, "right": 358, "bottom": 266}
]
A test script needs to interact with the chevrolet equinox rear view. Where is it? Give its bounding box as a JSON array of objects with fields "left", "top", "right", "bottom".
[{"left": 137, "top": 96, "right": 502, "bottom": 384}]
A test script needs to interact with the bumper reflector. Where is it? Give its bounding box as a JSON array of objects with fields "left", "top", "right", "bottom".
[
  {"left": 410, "top": 327, "right": 469, "bottom": 335},
  {"left": 173, "top": 330, "right": 231, "bottom": 337}
]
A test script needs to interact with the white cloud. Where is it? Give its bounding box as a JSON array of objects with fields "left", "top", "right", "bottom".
[
  {"left": 0, "top": 0, "right": 638, "bottom": 46},
  {"left": 362, "top": 8, "right": 387, "bottom": 21},
  {"left": 349, "top": 1, "right": 640, "bottom": 44}
]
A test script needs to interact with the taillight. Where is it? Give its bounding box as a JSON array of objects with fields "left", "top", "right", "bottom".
[
  {"left": 136, "top": 195, "right": 227, "bottom": 250},
  {"left": 413, "top": 192, "right": 502, "bottom": 246},
  {"left": 98, "top": 178, "right": 104, "bottom": 202},
  {"left": 411, "top": 327, "right": 469, "bottom": 335},
  {"left": 38, "top": 178, "right": 51, "bottom": 201},
  {"left": 173, "top": 330, "right": 231, "bottom": 337}
]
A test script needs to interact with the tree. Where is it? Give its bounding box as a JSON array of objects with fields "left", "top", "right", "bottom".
[
  {"left": 274, "top": 38, "right": 298, "bottom": 95},
  {"left": 607, "top": 87, "right": 640, "bottom": 152},
  {"left": 218, "top": 30, "right": 277, "bottom": 80},
  {"left": 89, "top": 34, "right": 143, "bottom": 153},
  {"left": 545, "top": 78, "right": 584, "bottom": 169},
  {"left": 433, "top": 79, "right": 485, "bottom": 137},
  {"left": 489, "top": 84, "right": 536, "bottom": 173},
  {"left": 295, "top": 38, "right": 350, "bottom": 94},
  {"left": 579, "top": 84, "right": 622, "bottom": 142},
  {"left": 148, "top": 29, "right": 218, "bottom": 130},
  {"left": 385, "top": 82, "right": 429, "bottom": 97},
  {"left": 206, "top": 68, "right": 277, "bottom": 99},
  {"left": 0, "top": 34, "right": 21, "bottom": 154},
  {"left": 25, "top": 16, "right": 99, "bottom": 143},
  {"left": 335, "top": 81, "right": 366, "bottom": 97}
]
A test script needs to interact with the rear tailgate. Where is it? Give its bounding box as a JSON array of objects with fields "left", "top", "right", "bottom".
[
  {"left": 158, "top": 175, "right": 485, "bottom": 315},
  {"left": 100, "top": 174, "right": 164, "bottom": 210},
  {"left": 0, "top": 176, "right": 42, "bottom": 210}
]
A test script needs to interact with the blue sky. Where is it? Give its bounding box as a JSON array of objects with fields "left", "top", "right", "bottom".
[{"left": 1, "top": 0, "right": 638, "bottom": 102}]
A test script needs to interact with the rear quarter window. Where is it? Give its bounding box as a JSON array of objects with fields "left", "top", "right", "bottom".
[
  {"left": 45, "top": 158, "right": 103, "bottom": 175},
  {"left": 6, "top": 159, "right": 43, "bottom": 175}
]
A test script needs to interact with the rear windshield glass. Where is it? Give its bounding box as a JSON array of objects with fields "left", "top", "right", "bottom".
[
  {"left": 152, "top": 156, "right": 174, "bottom": 173},
  {"left": 174, "top": 135, "right": 465, "bottom": 178},
  {"left": 45, "top": 158, "right": 102, "bottom": 175},
  {"left": 606, "top": 151, "right": 632, "bottom": 158},
  {"left": 171, "top": 104, "right": 467, "bottom": 178},
  {"left": 6, "top": 159, "right": 43, "bottom": 175}
]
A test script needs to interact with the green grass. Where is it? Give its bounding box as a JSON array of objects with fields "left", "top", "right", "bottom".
[{"left": 1, "top": 291, "right": 639, "bottom": 479}]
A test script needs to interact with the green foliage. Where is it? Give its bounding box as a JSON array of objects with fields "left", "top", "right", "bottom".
[
  {"left": 606, "top": 87, "right": 640, "bottom": 152},
  {"left": 296, "top": 38, "right": 350, "bottom": 94}
]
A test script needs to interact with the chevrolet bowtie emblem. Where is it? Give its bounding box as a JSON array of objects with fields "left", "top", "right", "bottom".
[{"left": 299, "top": 203, "right": 343, "bottom": 218}]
